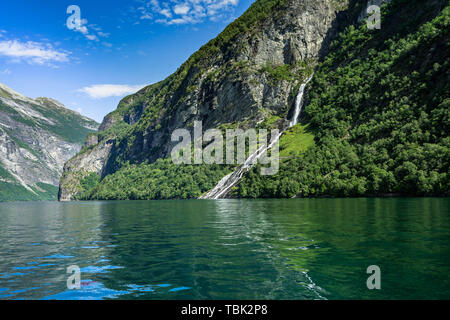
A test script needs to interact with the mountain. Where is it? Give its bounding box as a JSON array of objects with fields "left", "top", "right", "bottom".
[
  {"left": 235, "top": 0, "right": 449, "bottom": 198},
  {"left": 59, "top": 0, "right": 449, "bottom": 201},
  {"left": 0, "top": 83, "right": 99, "bottom": 201}
]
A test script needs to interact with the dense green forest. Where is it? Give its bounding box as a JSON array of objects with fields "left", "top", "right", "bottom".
[
  {"left": 77, "top": 159, "right": 231, "bottom": 200},
  {"left": 235, "top": 0, "right": 449, "bottom": 197}
]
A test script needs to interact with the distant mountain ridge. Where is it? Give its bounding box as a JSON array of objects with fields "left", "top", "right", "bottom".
[{"left": 0, "top": 83, "right": 99, "bottom": 201}]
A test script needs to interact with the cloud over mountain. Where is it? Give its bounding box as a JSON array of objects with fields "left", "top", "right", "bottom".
[
  {"left": 78, "top": 84, "right": 146, "bottom": 99},
  {"left": 137, "top": 0, "right": 239, "bottom": 25}
]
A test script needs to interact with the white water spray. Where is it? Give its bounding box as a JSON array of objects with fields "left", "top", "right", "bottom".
[
  {"left": 200, "top": 75, "right": 313, "bottom": 199},
  {"left": 290, "top": 75, "right": 313, "bottom": 127}
]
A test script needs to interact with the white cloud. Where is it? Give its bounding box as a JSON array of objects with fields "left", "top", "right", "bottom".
[
  {"left": 0, "top": 40, "right": 70, "bottom": 66},
  {"left": 85, "top": 34, "right": 98, "bottom": 41},
  {"left": 138, "top": 0, "right": 239, "bottom": 25},
  {"left": 74, "top": 19, "right": 89, "bottom": 34},
  {"left": 90, "top": 25, "right": 102, "bottom": 32},
  {"left": 0, "top": 68, "right": 11, "bottom": 75},
  {"left": 78, "top": 84, "right": 147, "bottom": 99},
  {"left": 174, "top": 4, "right": 190, "bottom": 15},
  {"left": 207, "top": 0, "right": 239, "bottom": 15},
  {"left": 141, "top": 14, "right": 153, "bottom": 20},
  {"left": 160, "top": 9, "right": 172, "bottom": 18},
  {"left": 70, "top": 19, "right": 107, "bottom": 42},
  {"left": 97, "top": 31, "right": 110, "bottom": 38}
]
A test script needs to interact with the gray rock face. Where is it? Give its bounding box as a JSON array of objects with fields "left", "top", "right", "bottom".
[
  {"left": 59, "top": 0, "right": 362, "bottom": 200},
  {"left": 85, "top": 134, "right": 99, "bottom": 147},
  {"left": 238, "top": 0, "right": 344, "bottom": 64},
  {"left": 58, "top": 139, "right": 114, "bottom": 201},
  {"left": 0, "top": 83, "right": 98, "bottom": 200},
  {"left": 98, "top": 113, "right": 117, "bottom": 132},
  {"left": 0, "top": 122, "right": 80, "bottom": 186},
  {"left": 115, "top": 0, "right": 352, "bottom": 164}
]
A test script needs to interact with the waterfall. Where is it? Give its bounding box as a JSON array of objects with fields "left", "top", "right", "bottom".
[
  {"left": 200, "top": 130, "right": 285, "bottom": 200},
  {"left": 289, "top": 75, "right": 313, "bottom": 127},
  {"left": 199, "top": 74, "right": 313, "bottom": 200}
]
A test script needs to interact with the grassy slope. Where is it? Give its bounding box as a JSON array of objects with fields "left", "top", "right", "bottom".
[
  {"left": 0, "top": 166, "right": 59, "bottom": 202},
  {"left": 0, "top": 182, "right": 59, "bottom": 202},
  {"left": 279, "top": 124, "right": 315, "bottom": 158},
  {"left": 32, "top": 101, "right": 98, "bottom": 144}
]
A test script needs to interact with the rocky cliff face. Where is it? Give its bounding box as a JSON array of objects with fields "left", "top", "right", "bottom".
[
  {"left": 60, "top": 0, "right": 449, "bottom": 200},
  {"left": 0, "top": 83, "right": 98, "bottom": 201},
  {"left": 59, "top": 0, "right": 363, "bottom": 201},
  {"left": 58, "top": 139, "right": 113, "bottom": 201}
]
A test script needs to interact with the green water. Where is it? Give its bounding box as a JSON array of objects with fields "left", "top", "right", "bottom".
[{"left": 0, "top": 198, "right": 449, "bottom": 300}]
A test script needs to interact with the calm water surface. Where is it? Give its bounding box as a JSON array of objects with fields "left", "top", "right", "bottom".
[{"left": 0, "top": 198, "right": 449, "bottom": 300}]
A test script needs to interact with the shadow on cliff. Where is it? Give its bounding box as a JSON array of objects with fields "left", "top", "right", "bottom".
[{"left": 286, "top": 0, "right": 366, "bottom": 122}]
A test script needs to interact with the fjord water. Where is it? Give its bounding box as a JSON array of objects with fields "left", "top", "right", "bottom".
[{"left": 0, "top": 198, "right": 449, "bottom": 300}]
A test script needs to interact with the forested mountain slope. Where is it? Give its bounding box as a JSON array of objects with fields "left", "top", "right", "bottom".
[
  {"left": 59, "top": 0, "right": 356, "bottom": 200},
  {"left": 236, "top": 0, "right": 449, "bottom": 197},
  {"left": 59, "top": 0, "right": 449, "bottom": 200}
]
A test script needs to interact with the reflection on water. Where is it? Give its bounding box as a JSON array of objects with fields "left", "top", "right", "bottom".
[{"left": 0, "top": 198, "right": 449, "bottom": 300}]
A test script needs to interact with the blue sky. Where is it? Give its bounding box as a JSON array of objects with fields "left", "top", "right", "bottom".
[{"left": 0, "top": 0, "right": 254, "bottom": 122}]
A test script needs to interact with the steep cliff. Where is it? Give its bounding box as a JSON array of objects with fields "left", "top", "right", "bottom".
[
  {"left": 0, "top": 83, "right": 98, "bottom": 201},
  {"left": 60, "top": 0, "right": 449, "bottom": 200},
  {"left": 60, "top": 0, "right": 356, "bottom": 201}
]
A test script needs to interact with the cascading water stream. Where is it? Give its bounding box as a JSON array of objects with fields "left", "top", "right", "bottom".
[
  {"left": 199, "top": 75, "right": 313, "bottom": 199},
  {"left": 290, "top": 74, "right": 313, "bottom": 127}
]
